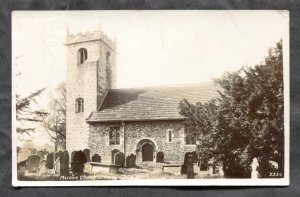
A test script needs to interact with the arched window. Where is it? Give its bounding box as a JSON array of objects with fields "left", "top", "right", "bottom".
[
  {"left": 75, "top": 98, "right": 84, "bottom": 113},
  {"left": 109, "top": 127, "right": 120, "bottom": 145},
  {"left": 77, "top": 48, "right": 88, "bottom": 64}
]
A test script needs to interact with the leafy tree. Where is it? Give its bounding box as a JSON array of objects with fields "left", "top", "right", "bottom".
[
  {"left": 179, "top": 40, "right": 284, "bottom": 178},
  {"left": 16, "top": 88, "right": 45, "bottom": 136}
]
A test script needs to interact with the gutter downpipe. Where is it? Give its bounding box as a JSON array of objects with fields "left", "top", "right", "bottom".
[{"left": 122, "top": 122, "right": 126, "bottom": 166}]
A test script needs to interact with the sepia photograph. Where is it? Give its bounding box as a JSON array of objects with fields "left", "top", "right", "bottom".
[{"left": 12, "top": 10, "right": 289, "bottom": 186}]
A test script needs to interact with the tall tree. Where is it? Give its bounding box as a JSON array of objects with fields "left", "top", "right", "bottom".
[
  {"left": 36, "top": 82, "right": 66, "bottom": 150},
  {"left": 179, "top": 40, "right": 284, "bottom": 178}
]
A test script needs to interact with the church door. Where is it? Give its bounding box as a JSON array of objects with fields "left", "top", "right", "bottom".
[{"left": 142, "top": 144, "right": 153, "bottom": 162}]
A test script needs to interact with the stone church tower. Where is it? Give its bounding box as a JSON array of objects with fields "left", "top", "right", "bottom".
[{"left": 65, "top": 30, "right": 116, "bottom": 153}]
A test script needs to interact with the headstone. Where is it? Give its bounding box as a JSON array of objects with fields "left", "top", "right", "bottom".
[
  {"left": 251, "top": 157, "right": 259, "bottom": 179},
  {"left": 126, "top": 154, "right": 136, "bottom": 168},
  {"left": 31, "top": 148, "right": 37, "bottom": 155},
  {"left": 156, "top": 152, "right": 164, "bottom": 163},
  {"left": 71, "top": 150, "right": 87, "bottom": 177},
  {"left": 37, "top": 150, "right": 48, "bottom": 160},
  {"left": 46, "top": 152, "right": 54, "bottom": 169},
  {"left": 114, "top": 152, "right": 125, "bottom": 167},
  {"left": 39, "top": 160, "right": 47, "bottom": 174},
  {"left": 60, "top": 150, "right": 70, "bottom": 177},
  {"left": 54, "top": 157, "right": 61, "bottom": 173},
  {"left": 26, "top": 155, "right": 40, "bottom": 173},
  {"left": 91, "top": 154, "right": 101, "bottom": 162},
  {"left": 83, "top": 149, "right": 90, "bottom": 162},
  {"left": 186, "top": 153, "right": 195, "bottom": 179}
]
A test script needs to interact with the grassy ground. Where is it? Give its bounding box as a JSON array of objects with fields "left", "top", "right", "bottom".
[{"left": 18, "top": 162, "right": 222, "bottom": 181}]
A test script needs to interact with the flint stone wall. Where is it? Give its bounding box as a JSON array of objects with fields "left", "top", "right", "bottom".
[{"left": 88, "top": 120, "right": 196, "bottom": 163}]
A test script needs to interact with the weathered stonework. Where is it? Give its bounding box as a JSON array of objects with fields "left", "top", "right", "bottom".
[
  {"left": 88, "top": 120, "right": 196, "bottom": 163},
  {"left": 66, "top": 30, "right": 116, "bottom": 154}
]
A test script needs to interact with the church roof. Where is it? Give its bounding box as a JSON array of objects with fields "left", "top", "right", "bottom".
[{"left": 87, "top": 82, "right": 219, "bottom": 122}]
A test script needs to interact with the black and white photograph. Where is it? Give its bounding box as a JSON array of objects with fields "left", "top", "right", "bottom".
[{"left": 12, "top": 10, "right": 289, "bottom": 186}]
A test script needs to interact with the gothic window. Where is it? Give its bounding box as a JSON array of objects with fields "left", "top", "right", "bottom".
[
  {"left": 185, "top": 129, "right": 196, "bottom": 145},
  {"left": 75, "top": 98, "right": 84, "bottom": 113},
  {"left": 109, "top": 127, "right": 120, "bottom": 145},
  {"left": 78, "top": 48, "right": 88, "bottom": 64}
]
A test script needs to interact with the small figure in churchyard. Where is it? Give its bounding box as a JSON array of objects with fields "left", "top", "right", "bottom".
[{"left": 71, "top": 150, "right": 87, "bottom": 179}]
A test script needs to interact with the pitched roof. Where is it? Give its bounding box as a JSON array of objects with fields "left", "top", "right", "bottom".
[{"left": 87, "top": 82, "right": 219, "bottom": 122}]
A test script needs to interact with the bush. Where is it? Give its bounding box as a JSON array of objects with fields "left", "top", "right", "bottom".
[{"left": 71, "top": 150, "right": 87, "bottom": 178}]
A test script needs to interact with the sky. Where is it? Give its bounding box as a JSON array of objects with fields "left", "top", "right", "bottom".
[{"left": 12, "top": 10, "right": 289, "bottom": 145}]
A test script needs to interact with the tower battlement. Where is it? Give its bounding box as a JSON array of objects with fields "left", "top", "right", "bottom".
[{"left": 66, "top": 30, "right": 116, "bottom": 49}]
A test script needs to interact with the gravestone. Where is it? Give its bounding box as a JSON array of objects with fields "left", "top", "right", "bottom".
[
  {"left": 31, "top": 148, "right": 37, "bottom": 155},
  {"left": 156, "top": 152, "right": 164, "bottom": 163},
  {"left": 126, "top": 154, "right": 136, "bottom": 168},
  {"left": 60, "top": 150, "right": 70, "bottom": 176},
  {"left": 46, "top": 152, "right": 54, "bottom": 169},
  {"left": 83, "top": 149, "right": 90, "bottom": 162},
  {"left": 54, "top": 157, "right": 61, "bottom": 173},
  {"left": 26, "top": 155, "right": 40, "bottom": 173},
  {"left": 71, "top": 151, "right": 76, "bottom": 162},
  {"left": 37, "top": 150, "right": 48, "bottom": 160},
  {"left": 91, "top": 154, "right": 101, "bottom": 162},
  {"left": 181, "top": 152, "right": 197, "bottom": 174},
  {"left": 71, "top": 150, "right": 87, "bottom": 177},
  {"left": 186, "top": 152, "right": 195, "bottom": 179},
  {"left": 39, "top": 160, "right": 47, "bottom": 174},
  {"left": 114, "top": 152, "right": 125, "bottom": 167}
]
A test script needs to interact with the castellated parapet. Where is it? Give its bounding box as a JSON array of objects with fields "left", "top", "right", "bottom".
[{"left": 66, "top": 30, "right": 116, "bottom": 50}]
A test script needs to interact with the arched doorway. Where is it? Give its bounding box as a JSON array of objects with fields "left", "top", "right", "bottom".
[
  {"left": 111, "top": 149, "right": 120, "bottom": 164},
  {"left": 142, "top": 144, "right": 154, "bottom": 162},
  {"left": 136, "top": 139, "right": 157, "bottom": 163}
]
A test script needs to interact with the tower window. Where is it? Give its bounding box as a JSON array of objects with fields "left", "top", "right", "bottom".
[
  {"left": 75, "top": 98, "right": 84, "bottom": 113},
  {"left": 78, "top": 48, "right": 88, "bottom": 64},
  {"left": 109, "top": 127, "right": 120, "bottom": 145}
]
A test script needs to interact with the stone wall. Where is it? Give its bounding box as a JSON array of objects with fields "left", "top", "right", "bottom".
[{"left": 88, "top": 120, "right": 197, "bottom": 163}]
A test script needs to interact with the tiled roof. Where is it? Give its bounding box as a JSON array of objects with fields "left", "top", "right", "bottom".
[{"left": 87, "top": 82, "right": 219, "bottom": 122}]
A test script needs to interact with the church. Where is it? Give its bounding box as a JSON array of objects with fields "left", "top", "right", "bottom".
[{"left": 65, "top": 30, "right": 218, "bottom": 164}]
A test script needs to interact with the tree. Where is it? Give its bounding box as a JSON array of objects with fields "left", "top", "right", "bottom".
[
  {"left": 16, "top": 88, "right": 45, "bottom": 136},
  {"left": 179, "top": 40, "right": 284, "bottom": 178},
  {"left": 36, "top": 82, "right": 66, "bottom": 151}
]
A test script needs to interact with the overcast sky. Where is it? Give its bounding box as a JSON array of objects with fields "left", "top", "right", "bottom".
[{"left": 12, "top": 10, "right": 289, "bottom": 145}]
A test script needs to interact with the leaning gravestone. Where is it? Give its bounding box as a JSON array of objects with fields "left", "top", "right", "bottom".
[
  {"left": 71, "top": 150, "right": 87, "bottom": 178},
  {"left": 83, "top": 149, "right": 91, "bottom": 162},
  {"left": 39, "top": 160, "right": 47, "bottom": 174},
  {"left": 46, "top": 152, "right": 54, "bottom": 169},
  {"left": 26, "top": 155, "right": 40, "bottom": 173},
  {"left": 91, "top": 154, "right": 101, "bottom": 162},
  {"left": 156, "top": 152, "right": 164, "bottom": 163},
  {"left": 114, "top": 152, "right": 125, "bottom": 167},
  {"left": 60, "top": 150, "right": 70, "bottom": 177},
  {"left": 125, "top": 154, "right": 136, "bottom": 168}
]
